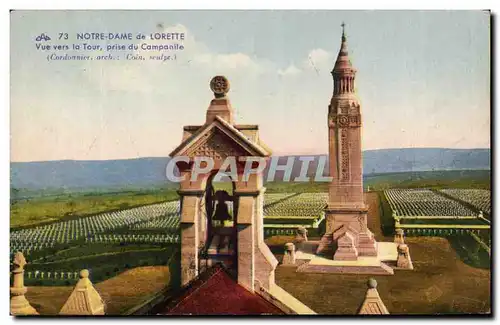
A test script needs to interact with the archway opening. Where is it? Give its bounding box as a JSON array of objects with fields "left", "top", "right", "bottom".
[{"left": 199, "top": 171, "right": 238, "bottom": 275}]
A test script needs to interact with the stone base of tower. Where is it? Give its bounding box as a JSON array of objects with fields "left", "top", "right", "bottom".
[
  {"left": 295, "top": 241, "right": 397, "bottom": 275},
  {"left": 299, "top": 207, "right": 399, "bottom": 275}
]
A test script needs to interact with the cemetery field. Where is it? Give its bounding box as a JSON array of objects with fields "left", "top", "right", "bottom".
[
  {"left": 380, "top": 188, "right": 490, "bottom": 268},
  {"left": 10, "top": 187, "right": 492, "bottom": 315},
  {"left": 9, "top": 170, "right": 491, "bottom": 313},
  {"left": 11, "top": 183, "right": 491, "bottom": 284},
  {"left": 11, "top": 169, "right": 490, "bottom": 229},
  {"left": 10, "top": 189, "right": 179, "bottom": 229}
]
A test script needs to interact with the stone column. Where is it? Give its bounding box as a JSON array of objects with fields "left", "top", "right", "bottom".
[
  {"left": 235, "top": 173, "right": 278, "bottom": 293},
  {"left": 396, "top": 244, "right": 413, "bottom": 270},
  {"left": 235, "top": 194, "right": 256, "bottom": 292},
  {"left": 179, "top": 190, "right": 203, "bottom": 286},
  {"left": 282, "top": 243, "right": 296, "bottom": 265},
  {"left": 394, "top": 228, "right": 405, "bottom": 244},
  {"left": 10, "top": 252, "right": 38, "bottom": 315}
]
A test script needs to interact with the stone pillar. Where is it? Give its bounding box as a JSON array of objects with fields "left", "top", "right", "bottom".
[
  {"left": 394, "top": 228, "right": 405, "bottom": 244},
  {"left": 10, "top": 252, "right": 38, "bottom": 315},
  {"left": 358, "top": 278, "right": 389, "bottom": 315},
  {"left": 235, "top": 173, "right": 278, "bottom": 293},
  {"left": 179, "top": 190, "right": 203, "bottom": 286},
  {"left": 252, "top": 187, "right": 278, "bottom": 291},
  {"left": 236, "top": 194, "right": 256, "bottom": 292},
  {"left": 357, "top": 230, "right": 378, "bottom": 256},
  {"left": 59, "top": 270, "right": 105, "bottom": 315},
  {"left": 282, "top": 243, "right": 296, "bottom": 265},
  {"left": 396, "top": 244, "right": 413, "bottom": 270}
]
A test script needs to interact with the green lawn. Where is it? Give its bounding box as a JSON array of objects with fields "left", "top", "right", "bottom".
[
  {"left": 24, "top": 243, "right": 179, "bottom": 286},
  {"left": 39, "top": 243, "right": 166, "bottom": 263}
]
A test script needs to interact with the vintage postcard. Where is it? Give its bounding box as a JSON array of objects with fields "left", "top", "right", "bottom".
[{"left": 9, "top": 10, "right": 491, "bottom": 316}]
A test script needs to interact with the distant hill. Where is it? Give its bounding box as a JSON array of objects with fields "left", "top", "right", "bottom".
[{"left": 10, "top": 148, "right": 490, "bottom": 195}]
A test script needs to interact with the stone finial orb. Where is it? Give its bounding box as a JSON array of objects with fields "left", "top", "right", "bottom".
[
  {"left": 367, "top": 278, "right": 377, "bottom": 289},
  {"left": 210, "top": 76, "right": 230, "bottom": 98},
  {"left": 80, "top": 269, "right": 90, "bottom": 279}
]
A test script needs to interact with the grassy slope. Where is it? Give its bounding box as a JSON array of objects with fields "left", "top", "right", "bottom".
[
  {"left": 25, "top": 266, "right": 172, "bottom": 315},
  {"left": 25, "top": 244, "right": 179, "bottom": 285},
  {"left": 10, "top": 190, "right": 178, "bottom": 229}
]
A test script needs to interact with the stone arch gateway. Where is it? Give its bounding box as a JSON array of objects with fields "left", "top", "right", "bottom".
[{"left": 169, "top": 76, "right": 278, "bottom": 293}]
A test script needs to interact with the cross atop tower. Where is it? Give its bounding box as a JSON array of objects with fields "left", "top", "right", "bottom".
[{"left": 341, "top": 22, "right": 346, "bottom": 40}]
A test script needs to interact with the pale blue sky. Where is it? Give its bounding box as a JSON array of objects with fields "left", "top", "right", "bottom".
[{"left": 10, "top": 10, "right": 490, "bottom": 162}]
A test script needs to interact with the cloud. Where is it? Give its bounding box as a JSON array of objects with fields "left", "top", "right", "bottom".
[
  {"left": 278, "top": 64, "right": 301, "bottom": 77},
  {"left": 304, "top": 48, "right": 334, "bottom": 73},
  {"left": 83, "top": 24, "right": 271, "bottom": 95}
]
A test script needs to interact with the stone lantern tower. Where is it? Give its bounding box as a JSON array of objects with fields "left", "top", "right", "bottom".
[{"left": 321, "top": 23, "right": 378, "bottom": 260}]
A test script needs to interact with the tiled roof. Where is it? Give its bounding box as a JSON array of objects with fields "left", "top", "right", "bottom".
[{"left": 156, "top": 264, "right": 284, "bottom": 315}]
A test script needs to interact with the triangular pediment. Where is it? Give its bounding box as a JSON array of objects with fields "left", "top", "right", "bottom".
[
  {"left": 333, "top": 224, "right": 359, "bottom": 241},
  {"left": 358, "top": 291, "right": 389, "bottom": 315},
  {"left": 170, "top": 116, "right": 269, "bottom": 158},
  {"left": 59, "top": 276, "right": 104, "bottom": 315}
]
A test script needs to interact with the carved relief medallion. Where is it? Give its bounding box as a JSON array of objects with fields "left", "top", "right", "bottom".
[{"left": 210, "top": 76, "right": 230, "bottom": 96}]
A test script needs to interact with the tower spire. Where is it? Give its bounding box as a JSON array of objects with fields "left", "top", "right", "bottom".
[
  {"left": 334, "top": 22, "right": 352, "bottom": 71},
  {"left": 332, "top": 22, "right": 356, "bottom": 95}
]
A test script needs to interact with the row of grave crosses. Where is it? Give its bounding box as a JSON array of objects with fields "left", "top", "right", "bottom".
[
  {"left": 22, "top": 271, "right": 79, "bottom": 280},
  {"left": 10, "top": 252, "right": 105, "bottom": 316}
]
